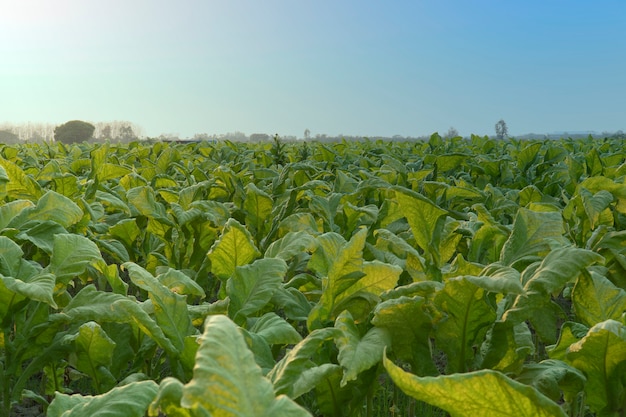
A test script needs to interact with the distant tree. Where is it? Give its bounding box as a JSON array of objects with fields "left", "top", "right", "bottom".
[
  {"left": 100, "top": 125, "right": 112, "bottom": 140},
  {"left": 446, "top": 127, "right": 459, "bottom": 138},
  {"left": 119, "top": 124, "right": 136, "bottom": 142},
  {"left": 54, "top": 120, "right": 95, "bottom": 144},
  {"left": 495, "top": 119, "right": 508, "bottom": 140},
  {"left": 0, "top": 130, "right": 20, "bottom": 144},
  {"left": 250, "top": 133, "right": 270, "bottom": 142},
  {"left": 304, "top": 128, "right": 311, "bottom": 140}
]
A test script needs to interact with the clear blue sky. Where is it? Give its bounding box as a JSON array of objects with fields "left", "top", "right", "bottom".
[{"left": 1, "top": 0, "right": 625, "bottom": 138}]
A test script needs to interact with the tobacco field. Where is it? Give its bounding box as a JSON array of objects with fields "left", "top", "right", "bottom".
[{"left": 0, "top": 134, "right": 625, "bottom": 417}]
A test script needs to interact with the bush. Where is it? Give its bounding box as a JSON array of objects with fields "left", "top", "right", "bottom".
[{"left": 54, "top": 120, "right": 95, "bottom": 144}]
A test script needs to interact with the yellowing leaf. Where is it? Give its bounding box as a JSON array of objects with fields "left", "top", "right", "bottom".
[
  {"left": 208, "top": 218, "right": 260, "bottom": 281},
  {"left": 383, "top": 353, "right": 567, "bottom": 417}
]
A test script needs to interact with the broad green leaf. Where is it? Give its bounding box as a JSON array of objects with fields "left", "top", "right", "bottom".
[
  {"left": 226, "top": 258, "right": 287, "bottom": 325},
  {"left": 182, "top": 315, "right": 311, "bottom": 416},
  {"left": 0, "top": 236, "right": 34, "bottom": 278},
  {"left": 578, "top": 176, "right": 626, "bottom": 214},
  {"left": 268, "top": 327, "right": 341, "bottom": 399},
  {"left": 264, "top": 231, "right": 318, "bottom": 261},
  {"left": 480, "top": 321, "right": 534, "bottom": 374},
  {"left": 244, "top": 182, "right": 273, "bottom": 239},
  {"left": 572, "top": 271, "right": 626, "bottom": 327},
  {"left": 335, "top": 310, "right": 390, "bottom": 386},
  {"left": 109, "top": 218, "right": 141, "bottom": 250},
  {"left": 565, "top": 319, "right": 626, "bottom": 414},
  {"left": 546, "top": 321, "right": 589, "bottom": 361},
  {"left": 0, "top": 157, "right": 43, "bottom": 200},
  {"left": 157, "top": 268, "right": 206, "bottom": 299},
  {"left": 239, "top": 327, "right": 276, "bottom": 372},
  {"left": 308, "top": 229, "right": 401, "bottom": 329},
  {"left": 270, "top": 286, "right": 312, "bottom": 321},
  {"left": 62, "top": 285, "right": 178, "bottom": 355},
  {"left": 249, "top": 312, "right": 302, "bottom": 345},
  {"left": 47, "top": 380, "right": 159, "bottom": 417},
  {"left": 1, "top": 271, "right": 57, "bottom": 308},
  {"left": 373, "top": 228, "right": 427, "bottom": 281},
  {"left": 307, "top": 232, "right": 347, "bottom": 277},
  {"left": 126, "top": 186, "right": 173, "bottom": 225},
  {"left": 434, "top": 277, "right": 496, "bottom": 373},
  {"left": 7, "top": 190, "right": 83, "bottom": 229},
  {"left": 207, "top": 218, "right": 261, "bottom": 281},
  {"left": 124, "top": 262, "right": 195, "bottom": 352},
  {"left": 49, "top": 234, "right": 105, "bottom": 285},
  {"left": 516, "top": 360, "right": 586, "bottom": 404},
  {"left": 580, "top": 188, "right": 614, "bottom": 230},
  {"left": 472, "top": 263, "right": 524, "bottom": 295},
  {"left": 503, "top": 246, "right": 603, "bottom": 343},
  {"left": 148, "top": 377, "right": 191, "bottom": 417},
  {"left": 0, "top": 199, "right": 33, "bottom": 229},
  {"left": 72, "top": 321, "right": 117, "bottom": 392},
  {"left": 499, "top": 208, "right": 568, "bottom": 268},
  {"left": 15, "top": 220, "right": 67, "bottom": 254},
  {"left": 383, "top": 354, "right": 567, "bottom": 417},
  {"left": 394, "top": 187, "right": 447, "bottom": 264},
  {"left": 516, "top": 141, "right": 543, "bottom": 172},
  {"left": 372, "top": 296, "right": 438, "bottom": 376}
]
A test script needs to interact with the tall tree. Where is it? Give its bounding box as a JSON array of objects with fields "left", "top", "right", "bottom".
[
  {"left": 495, "top": 119, "right": 508, "bottom": 139},
  {"left": 54, "top": 120, "right": 95, "bottom": 144}
]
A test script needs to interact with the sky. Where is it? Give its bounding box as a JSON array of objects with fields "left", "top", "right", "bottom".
[{"left": 1, "top": 0, "right": 625, "bottom": 138}]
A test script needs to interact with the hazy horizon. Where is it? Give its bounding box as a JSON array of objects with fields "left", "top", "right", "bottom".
[{"left": 2, "top": 1, "right": 625, "bottom": 138}]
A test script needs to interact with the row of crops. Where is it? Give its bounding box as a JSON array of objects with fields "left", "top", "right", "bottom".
[{"left": 0, "top": 134, "right": 625, "bottom": 416}]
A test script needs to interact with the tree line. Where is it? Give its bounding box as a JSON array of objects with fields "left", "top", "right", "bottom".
[{"left": 0, "top": 121, "right": 142, "bottom": 144}]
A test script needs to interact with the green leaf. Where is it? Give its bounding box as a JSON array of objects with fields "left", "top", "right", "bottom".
[
  {"left": 516, "top": 360, "right": 586, "bottom": 404},
  {"left": 226, "top": 258, "right": 287, "bottom": 325},
  {"left": 565, "top": 319, "right": 626, "bottom": 414},
  {"left": 47, "top": 380, "right": 159, "bottom": 417},
  {"left": 49, "top": 234, "right": 105, "bottom": 285},
  {"left": 249, "top": 312, "right": 302, "bottom": 345},
  {"left": 580, "top": 188, "right": 614, "bottom": 230},
  {"left": 109, "top": 218, "right": 141, "bottom": 250},
  {"left": 157, "top": 268, "right": 206, "bottom": 299},
  {"left": 264, "top": 231, "right": 318, "bottom": 261},
  {"left": 434, "top": 277, "right": 496, "bottom": 373},
  {"left": 208, "top": 218, "right": 261, "bottom": 281},
  {"left": 124, "top": 262, "right": 195, "bottom": 352},
  {"left": 308, "top": 229, "right": 401, "bottom": 329},
  {"left": 394, "top": 187, "right": 447, "bottom": 264},
  {"left": 0, "top": 199, "right": 33, "bottom": 229},
  {"left": 148, "top": 377, "right": 192, "bottom": 417},
  {"left": 372, "top": 296, "right": 438, "bottom": 376},
  {"left": 7, "top": 190, "right": 83, "bottom": 229},
  {"left": 72, "top": 321, "right": 117, "bottom": 391},
  {"left": 503, "top": 246, "right": 603, "bottom": 343},
  {"left": 15, "top": 220, "right": 68, "bottom": 254},
  {"left": 127, "top": 186, "right": 169, "bottom": 219},
  {"left": 1, "top": 271, "right": 57, "bottom": 308},
  {"left": 62, "top": 285, "right": 178, "bottom": 356},
  {"left": 383, "top": 353, "right": 567, "bottom": 417},
  {"left": 244, "top": 182, "right": 273, "bottom": 239},
  {"left": 0, "top": 157, "right": 44, "bottom": 200},
  {"left": 469, "top": 264, "right": 524, "bottom": 295},
  {"left": 335, "top": 310, "right": 390, "bottom": 386},
  {"left": 480, "top": 321, "right": 534, "bottom": 374},
  {"left": 499, "top": 208, "right": 568, "bottom": 268},
  {"left": 268, "top": 327, "right": 340, "bottom": 399},
  {"left": 572, "top": 271, "right": 626, "bottom": 327},
  {"left": 546, "top": 321, "right": 589, "bottom": 361},
  {"left": 307, "top": 232, "right": 347, "bottom": 277},
  {"left": 182, "top": 315, "right": 311, "bottom": 416}
]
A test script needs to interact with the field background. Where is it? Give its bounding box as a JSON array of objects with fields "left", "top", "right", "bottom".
[{"left": 0, "top": 135, "right": 624, "bottom": 417}]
